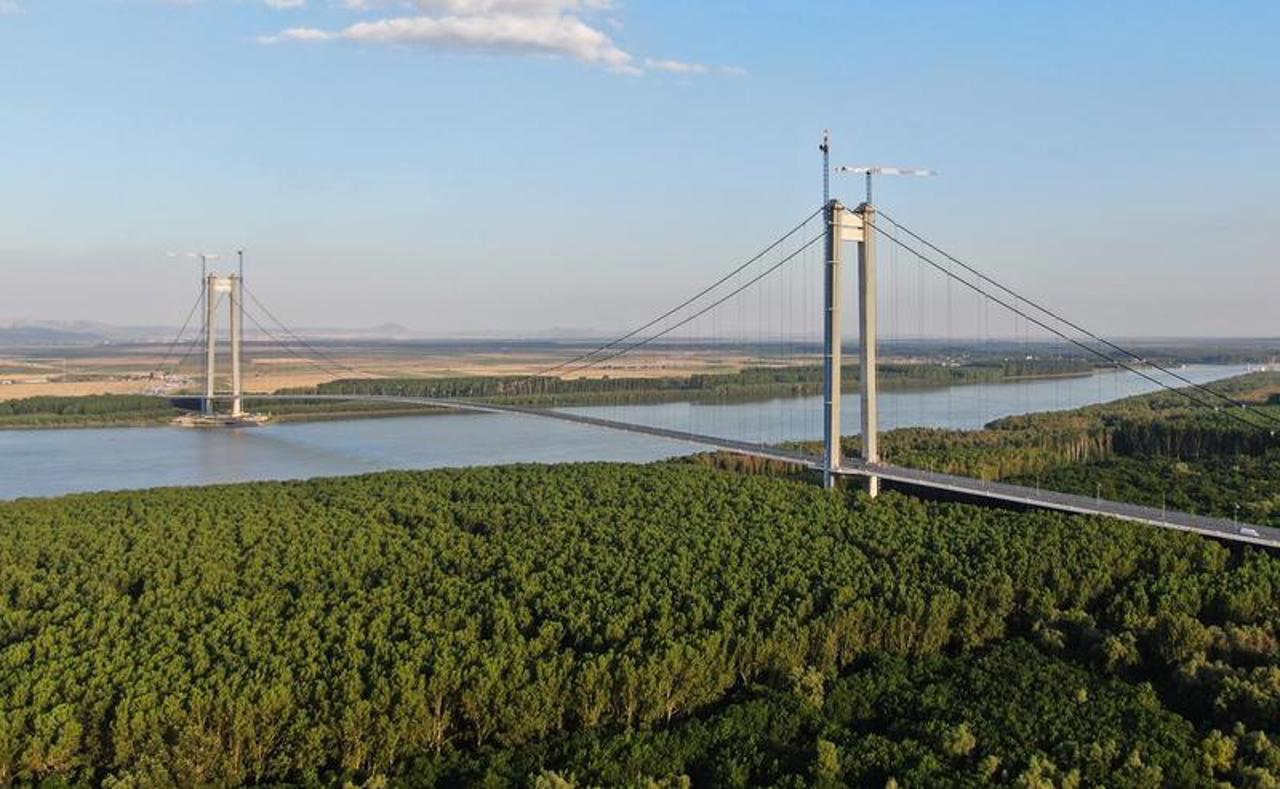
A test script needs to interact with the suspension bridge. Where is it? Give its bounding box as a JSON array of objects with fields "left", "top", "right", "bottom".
[{"left": 149, "top": 144, "right": 1280, "bottom": 550}]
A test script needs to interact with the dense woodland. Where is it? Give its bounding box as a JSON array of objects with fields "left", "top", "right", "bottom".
[
  {"left": 724, "top": 372, "right": 1280, "bottom": 526},
  {"left": 308, "top": 358, "right": 1094, "bottom": 407},
  {"left": 401, "top": 641, "right": 1277, "bottom": 787},
  {"left": 1, "top": 461, "right": 1277, "bottom": 786},
  {"left": 0, "top": 394, "right": 443, "bottom": 429},
  {"left": 0, "top": 395, "right": 180, "bottom": 428},
  {"left": 1, "top": 372, "right": 1277, "bottom": 786}
]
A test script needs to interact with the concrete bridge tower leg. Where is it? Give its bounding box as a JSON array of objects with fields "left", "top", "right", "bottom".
[
  {"left": 822, "top": 199, "right": 845, "bottom": 489},
  {"left": 230, "top": 275, "right": 243, "bottom": 417},
  {"left": 857, "top": 202, "right": 880, "bottom": 497},
  {"left": 823, "top": 200, "right": 870, "bottom": 491},
  {"left": 204, "top": 273, "right": 218, "bottom": 417}
]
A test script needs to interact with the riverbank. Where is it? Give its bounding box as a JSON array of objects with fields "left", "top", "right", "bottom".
[
  {"left": 0, "top": 396, "right": 452, "bottom": 430},
  {"left": 692, "top": 370, "right": 1280, "bottom": 526},
  {"left": 0, "top": 364, "right": 1255, "bottom": 500},
  {"left": 0, "top": 360, "right": 1099, "bottom": 430}
]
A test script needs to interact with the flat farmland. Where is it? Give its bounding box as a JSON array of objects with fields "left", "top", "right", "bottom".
[{"left": 0, "top": 341, "right": 797, "bottom": 400}]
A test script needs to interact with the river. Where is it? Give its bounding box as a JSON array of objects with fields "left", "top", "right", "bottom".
[{"left": 0, "top": 365, "right": 1247, "bottom": 500}]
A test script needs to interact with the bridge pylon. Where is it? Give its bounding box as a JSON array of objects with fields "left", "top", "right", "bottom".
[
  {"left": 203, "top": 273, "right": 245, "bottom": 416},
  {"left": 176, "top": 272, "right": 266, "bottom": 427},
  {"left": 823, "top": 200, "right": 875, "bottom": 492}
]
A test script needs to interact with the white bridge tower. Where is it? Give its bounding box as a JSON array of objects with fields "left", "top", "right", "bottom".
[
  {"left": 823, "top": 136, "right": 934, "bottom": 495},
  {"left": 201, "top": 272, "right": 244, "bottom": 418}
]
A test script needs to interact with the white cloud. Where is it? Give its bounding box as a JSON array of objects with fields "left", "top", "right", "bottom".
[
  {"left": 133, "top": 0, "right": 306, "bottom": 7},
  {"left": 643, "top": 58, "right": 746, "bottom": 77},
  {"left": 644, "top": 58, "right": 706, "bottom": 75},
  {"left": 262, "top": 0, "right": 739, "bottom": 77},
  {"left": 0, "top": 1, "right": 22, "bottom": 15},
  {"left": 261, "top": 26, "right": 330, "bottom": 42},
  {"left": 348, "top": 0, "right": 612, "bottom": 10},
  {"left": 266, "top": 12, "right": 634, "bottom": 70},
  {"left": 417, "top": 0, "right": 611, "bottom": 10}
]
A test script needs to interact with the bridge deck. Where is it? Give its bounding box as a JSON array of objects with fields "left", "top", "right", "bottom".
[
  {"left": 834, "top": 461, "right": 1280, "bottom": 549},
  {"left": 202, "top": 393, "right": 1279, "bottom": 549}
]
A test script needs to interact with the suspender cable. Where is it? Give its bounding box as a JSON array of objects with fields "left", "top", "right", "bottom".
[
  {"left": 558, "top": 234, "right": 826, "bottom": 380},
  {"left": 878, "top": 210, "right": 1280, "bottom": 430},
  {"left": 509, "top": 207, "right": 824, "bottom": 390},
  {"left": 871, "top": 222, "right": 1275, "bottom": 435}
]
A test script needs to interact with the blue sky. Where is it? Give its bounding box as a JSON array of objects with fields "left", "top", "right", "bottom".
[{"left": 1, "top": 1, "right": 1277, "bottom": 336}]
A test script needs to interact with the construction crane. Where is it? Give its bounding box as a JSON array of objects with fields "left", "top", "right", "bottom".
[
  {"left": 167, "top": 251, "right": 220, "bottom": 280},
  {"left": 836, "top": 165, "right": 936, "bottom": 203}
]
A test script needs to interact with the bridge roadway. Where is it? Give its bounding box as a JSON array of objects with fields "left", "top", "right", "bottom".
[{"left": 216, "top": 393, "right": 1280, "bottom": 550}]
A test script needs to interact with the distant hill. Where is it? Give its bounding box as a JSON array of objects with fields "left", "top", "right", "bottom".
[
  {"left": 0, "top": 324, "right": 107, "bottom": 346},
  {"left": 0, "top": 318, "right": 610, "bottom": 346},
  {"left": 0, "top": 319, "right": 439, "bottom": 348},
  {"left": 0, "top": 320, "right": 183, "bottom": 346}
]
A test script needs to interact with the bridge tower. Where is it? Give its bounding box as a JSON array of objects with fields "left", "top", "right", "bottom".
[
  {"left": 827, "top": 157, "right": 933, "bottom": 495},
  {"left": 202, "top": 272, "right": 244, "bottom": 418},
  {"left": 822, "top": 200, "right": 873, "bottom": 492}
]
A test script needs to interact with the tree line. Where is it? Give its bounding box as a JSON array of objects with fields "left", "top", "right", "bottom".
[
  {"left": 0, "top": 394, "right": 446, "bottom": 429},
  {"left": 307, "top": 358, "right": 1094, "bottom": 407}
]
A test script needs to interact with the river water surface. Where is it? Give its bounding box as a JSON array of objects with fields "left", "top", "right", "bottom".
[{"left": 0, "top": 365, "right": 1246, "bottom": 500}]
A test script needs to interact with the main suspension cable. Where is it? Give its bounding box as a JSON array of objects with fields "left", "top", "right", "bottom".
[
  {"left": 172, "top": 290, "right": 227, "bottom": 382},
  {"left": 155, "top": 287, "right": 206, "bottom": 374},
  {"left": 555, "top": 232, "right": 826, "bottom": 379},
  {"left": 169, "top": 325, "right": 207, "bottom": 377},
  {"left": 871, "top": 223, "right": 1275, "bottom": 434},
  {"left": 239, "top": 303, "right": 361, "bottom": 385},
  {"left": 242, "top": 285, "right": 378, "bottom": 380},
  {"left": 878, "top": 210, "right": 1280, "bottom": 430},
  {"left": 510, "top": 206, "right": 825, "bottom": 390}
]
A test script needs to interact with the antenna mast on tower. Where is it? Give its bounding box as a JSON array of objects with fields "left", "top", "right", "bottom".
[{"left": 819, "top": 130, "right": 831, "bottom": 205}]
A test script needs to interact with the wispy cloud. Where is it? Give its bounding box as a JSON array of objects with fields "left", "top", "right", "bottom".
[
  {"left": 264, "top": 13, "right": 635, "bottom": 72},
  {"left": 260, "top": 0, "right": 741, "bottom": 77},
  {"left": 343, "top": 1, "right": 612, "bottom": 11},
  {"left": 644, "top": 57, "right": 707, "bottom": 75},
  {"left": 145, "top": 0, "right": 308, "bottom": 7},
  {"left": 0, "top": 1, "right": 22, "bottom": 16}
]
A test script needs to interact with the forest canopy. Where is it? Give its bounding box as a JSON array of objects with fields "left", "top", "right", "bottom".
[{"left": 0, "top": 463, "right": 1276, "bottom": 786}]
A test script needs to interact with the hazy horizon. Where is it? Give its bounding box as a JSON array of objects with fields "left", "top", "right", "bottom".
[
  {"left": 2, "top": 1, "right": 1277, "bottom": 338},
  {"left": 2, "top": 315, "right": 1277, "bottom": 346}
]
